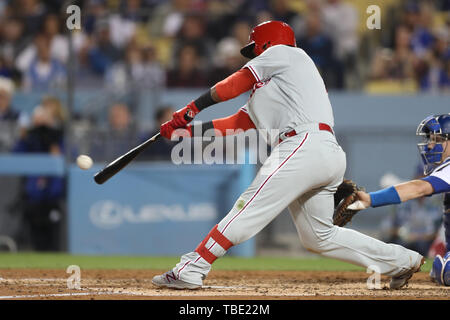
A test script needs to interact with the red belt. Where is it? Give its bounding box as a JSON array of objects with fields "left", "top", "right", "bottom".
[{"left": 279, "top": 123, "right": 334, "bottom": 143}]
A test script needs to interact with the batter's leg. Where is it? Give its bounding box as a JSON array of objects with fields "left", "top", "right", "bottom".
[
  {"left": 167, "top": 131, "right": 346, "bottom": 286},
  {"left": 288, "top": 187, "right": 423, "bottom": 277}
]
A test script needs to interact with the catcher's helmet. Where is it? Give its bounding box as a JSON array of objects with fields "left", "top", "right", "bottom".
[
  {"left": 416, "top": 113, "right": 450, "bottom": 174},
  {"left": 240, "top": 20, "right": 296, "bottom": 59}
]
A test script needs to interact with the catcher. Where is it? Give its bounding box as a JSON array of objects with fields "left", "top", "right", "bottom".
[{"left": 335, "top": 114, "right": 450, "bottom": 286}]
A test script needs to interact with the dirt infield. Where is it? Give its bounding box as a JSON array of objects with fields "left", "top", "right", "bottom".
[{"left": 0, "top": 269, "right": 448, "bottom": 300}]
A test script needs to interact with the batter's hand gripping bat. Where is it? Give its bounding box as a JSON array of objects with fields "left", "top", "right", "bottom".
[{"left": 94, "top": 111, "right": 194, "bottom": 185}]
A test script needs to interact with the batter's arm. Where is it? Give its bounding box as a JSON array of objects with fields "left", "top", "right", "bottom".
[
  {"left": 186, "top": 109, "right": 256, "bottom": 138},
  {"left": 194, "top": 68, "right": 257, "bottom": 112},
  {"left": 160, "top": 69, "right": 257, "bottom": 140}
]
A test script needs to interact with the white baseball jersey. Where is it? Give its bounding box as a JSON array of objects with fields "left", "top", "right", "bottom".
[
  {"left": 243, "top": 45, "right": 334, "bottom": 134},
  {"left": 422, "top": 157, "right": 450, "bottom": 194}
]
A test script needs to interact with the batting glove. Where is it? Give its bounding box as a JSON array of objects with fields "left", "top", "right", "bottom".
[
  {"left": 160, "top": 122, "right": 192, "bottom": 140},
  {"left": 171, "top": 101, "right": 199, "bottom": 128}
]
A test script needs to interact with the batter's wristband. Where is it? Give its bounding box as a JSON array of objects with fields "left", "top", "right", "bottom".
[
  {"left": 194, "top": 91, "right": 216, "bottom": 111},
  {"left": 369, "top": 186, "right": 401, "bottom": 208}
]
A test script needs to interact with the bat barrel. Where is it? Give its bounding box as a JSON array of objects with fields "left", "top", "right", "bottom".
[{"left": 93, "top": 132, "right": 161, "bottom": 184}]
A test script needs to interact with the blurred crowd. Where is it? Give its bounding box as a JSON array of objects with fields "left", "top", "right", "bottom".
[
  {"left": 0, "top": 0, "right": 448, "bottom": 252},
  {"left": 0, "top": 0, "right": 448, "bottom": 94},
  {"left": 0, "top": 0, "right": 448, "bottom": 159}
]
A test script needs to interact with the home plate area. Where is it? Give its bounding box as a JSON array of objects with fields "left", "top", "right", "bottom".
[{"left": 0, "top": 269, "right": 448, "bottom": 300}]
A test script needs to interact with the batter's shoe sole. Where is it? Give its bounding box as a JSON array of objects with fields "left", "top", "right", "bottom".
[
  {"left": 151, "top": 271, "right": 201, "bottom": 289},
  {"left": 389, "top": 256, "right": 425, "bottom": 290}
]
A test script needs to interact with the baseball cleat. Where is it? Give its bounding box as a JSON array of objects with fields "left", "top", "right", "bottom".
[
  {"left": 151, "top": 271, "right": 201, "bottom": 289},
  {"left": 389, "top": 256, "right": 425, "bottom": 290}
]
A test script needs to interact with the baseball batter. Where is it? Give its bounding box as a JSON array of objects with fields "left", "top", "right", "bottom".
[
  {"left": 348, "top": 114, "right": 450, "bottom": 285},
  {"left": 152, "top": 21, "right": 423, "bottom": 290}
]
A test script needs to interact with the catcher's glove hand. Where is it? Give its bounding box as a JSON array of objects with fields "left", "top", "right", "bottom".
[{"left": 333, "top": 179, "right": 365, "bottom": 227}]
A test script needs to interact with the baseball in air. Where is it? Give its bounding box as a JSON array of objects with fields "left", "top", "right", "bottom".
[{"left": 76, "top": 155, "right": 93, "bottom": 170}]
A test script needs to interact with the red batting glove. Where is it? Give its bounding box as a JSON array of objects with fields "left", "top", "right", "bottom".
[
  {"left": 171, "top": 101, "right": 200, "bottom": 128},
  {"left": 160, "top": 122, "right": 193, "bottom": 140},
  {"left": 160, "top": 121, "right": 175, "bottom": 139}
]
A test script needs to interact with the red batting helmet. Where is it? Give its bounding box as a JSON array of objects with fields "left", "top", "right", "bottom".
[{"left": 240, "top": 21, "right": 297, "bottom": 59}]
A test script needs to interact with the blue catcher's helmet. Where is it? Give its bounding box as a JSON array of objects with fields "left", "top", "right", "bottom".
[{"left": 416, "top": 114, "right": 450, "bottom": 175}]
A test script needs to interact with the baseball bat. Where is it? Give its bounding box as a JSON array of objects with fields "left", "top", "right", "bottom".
[
  {"left": 93, "top": 110, "right": 194, "bottom": 185},
  {"left": 93, "top": 132, "right": 161, "bottom": 184}
]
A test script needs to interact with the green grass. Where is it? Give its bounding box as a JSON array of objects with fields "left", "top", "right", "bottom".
[{"left": 0, "top": 253, "right": 433, "bottom": 272}]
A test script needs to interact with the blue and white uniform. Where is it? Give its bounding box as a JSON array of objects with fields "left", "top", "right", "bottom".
[{"left": 422, "top": 157, "right": 450, "bottom": 253}]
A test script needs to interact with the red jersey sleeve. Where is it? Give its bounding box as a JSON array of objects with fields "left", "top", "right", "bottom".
[{"left": 214, "top": 68, "right": 257, "bottom": 101}]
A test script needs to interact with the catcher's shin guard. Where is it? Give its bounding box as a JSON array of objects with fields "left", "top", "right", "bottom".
[
  {"left": 430, "top": 254, "right": 450, "bottom": 286},
  {"left": 195, "top": 224, "right": 234, "bottom": 264}
]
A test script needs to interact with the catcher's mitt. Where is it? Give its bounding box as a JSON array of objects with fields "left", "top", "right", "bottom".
[{"left": 333, "top": 179, "right": 364, "bottom": 227}]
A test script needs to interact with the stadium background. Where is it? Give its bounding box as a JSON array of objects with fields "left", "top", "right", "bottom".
[{"left": 0, "top": 0, "right": 449, "bottom": 299}]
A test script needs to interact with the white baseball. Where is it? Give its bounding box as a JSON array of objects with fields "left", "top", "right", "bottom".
[
  {"left": 76, "top": 155, "right": 93, "bottom": 170},
  {"left": 347, "top": 200, "right": 368, "bottom": 211}
]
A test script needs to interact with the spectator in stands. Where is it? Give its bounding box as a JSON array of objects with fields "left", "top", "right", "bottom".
[
  {"left": 12, "top": 102, "right": 65, "bottom": 251},
  {"left": 0, "top": 77, "right": 20, "bottom": 151},
  {"left": 418, "top": 49, "right": 450, "bottom": 93},
  {"left": 148, "top": 0, "right": 194, "bottom": 38},
  {"left": 269, "top": 0, "right": 301, "bottom": 31},
  {"left": 15, "top": 14, "right": 68, "bottom": 75},
  {"left": 231, "top": 20, "right": 253, "bottom": 49},
  {"left": 0, "top": 76, "right": 19, "bottom": 121},
  {"left": 137, "top": 105, "right": 176, "bottom": 161},
  {"left": 370, "top": 25, "right": 417, "bottom": 81},
  {"left": 0, "top": 18, "right": 26, "bottom": 82},
  {"left": 22, "top": 33, "right": 66, "bottom": 91},
  {"left": 171, "top": 13, "right": 215, "bottom": 68},
  {"left": 90, "top": 103, "right": 137, "bottom": 161},
  {"left": 108, "top": 0, "right": 142, "bottom": 49},
  {"left": 106, "top": 42, "right": 166, "bottom": 91},
  {"left": 139, "top": 44, "right": 166, "bottom": 89},
  {"left": 297, "top": 12, "right": 338, "bottom": 89},
  {"left": 86, "top": 19, "right": 122, "bottom": 76},
  {"left": 82, "top": 0, "right": 108, "bottom": 35},
  {"left": 415, "top": 26, "right": 450, "bottom": 93},
  {"left": 167, "top": 44, "right": 208, "bottom": 88},
  {"left": 14, "top": 0, "right": 47, "bottom": 37},
  {"left": 209, "top": 38, "right": 244, "bottom": 86},
  {"left": 118, "top": 0, "right": 147, "bottom": 22},
  {"left": 408, "top": 1, "right": 435, "bottom": 59},
  {"left": 42, "top": 13, "right": 69, "bottom": 64},
  {"left": 321, "top": 0, "right": 359, "bottom": 88},
  {"left": 106, "top": 42, "right": 142, "bottom": 90},
  {"left": 446, "top": 59, "right": 450, "bottom": 93},
  {"left": 40, "top": 95, "right": 66, "bottom": 129},
  {"left": 254, "top": 11, "right": 274, "bottom": 26}
]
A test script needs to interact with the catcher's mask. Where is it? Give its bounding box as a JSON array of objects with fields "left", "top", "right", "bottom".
[
  {"left": 240, "top": 20, "right": 297, "bottom": 59},
  {"left": 416, "top": 113, "right": 450, "bottom": 174}
]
